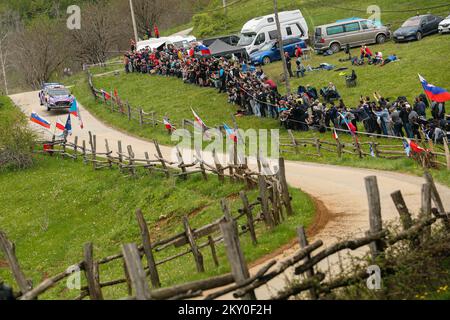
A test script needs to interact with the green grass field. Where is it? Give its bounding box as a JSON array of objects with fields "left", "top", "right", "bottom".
[{"left": 0, "top": 96, "right": 315, "bottom": 299}]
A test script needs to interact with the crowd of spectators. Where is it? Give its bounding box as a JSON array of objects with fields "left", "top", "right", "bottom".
[{"left": 123, "top": 43, "right": 447, "bottom": 143}]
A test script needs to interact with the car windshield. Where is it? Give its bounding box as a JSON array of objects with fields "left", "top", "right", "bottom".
[
  {"left": 238, "top": 33, "right": 256, "bottom": 46},
  {"left": 49, "top": 89, "right": 70, "bottom": 96},
  {"left": 402, "top": 17, "right": 421, "bottom": 27},
  {"left": 260, "top": 41, "right": 276, "bottom": 51}
]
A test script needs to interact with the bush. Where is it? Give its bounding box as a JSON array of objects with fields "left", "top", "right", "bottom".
[
  {"left": 192, "top": 12, "right": 230, "bottom": 38},
  {"left": 0, "top": 97, "right": 36, "bottom": 171}
]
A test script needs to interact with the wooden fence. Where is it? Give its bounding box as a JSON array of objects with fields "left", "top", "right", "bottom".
[
  {"left": 1, "top": 164, "right": 448, "bottom": 300},
  {"left": 282, "top": 129, "right": 450, "bottom": 170}
]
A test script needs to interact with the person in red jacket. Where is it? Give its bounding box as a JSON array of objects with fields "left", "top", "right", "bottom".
[
  {"left": 360, "top": 45, "right": 373, "bottom": 59},
  {"left": 295, "top": 45, "right": 303, "bottom": 58}
]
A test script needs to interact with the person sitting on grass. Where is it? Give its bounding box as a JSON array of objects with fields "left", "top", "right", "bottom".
[
  {"left": 380, "top": 54, "right": 398, "bottom": 66},
  {"left": 360, "top": 45, "right": 373, "bottom": 60}
]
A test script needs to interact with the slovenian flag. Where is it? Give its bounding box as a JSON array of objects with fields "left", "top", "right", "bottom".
[
  {"left": 197, "top": 44, "right": 211, "bottom": 56},
  {"left": 224, "top": 123, "right": 238, "bottom": 143},
  {"left": 418, "top": 74, "right": 450, "bottom": 103},
  {"left": 55, "top": 118, "right": 65, "bottom": 131},
  {"left": 163, "top": 118, "right": 175, "bottom": 132},
  {"left": 30, "top": 111, "right": 51, "bottom": 129}
]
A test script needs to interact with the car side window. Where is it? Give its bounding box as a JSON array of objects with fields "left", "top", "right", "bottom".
[
  {"left": 254, "top": 33, "right": 266, "bottom": 45},
  {"left": 327, "top": 25, "right": 344, "bottom": 35},
  {"left": 360, "top": 21, "right": 369, "bottom": 30},
  {"left": 286, "top": 26, "right": 293, "bottom": 36},
  {"left": 344, "top": 22, "right": 360, "bottom": 32}
]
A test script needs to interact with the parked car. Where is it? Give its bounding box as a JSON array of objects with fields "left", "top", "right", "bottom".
[
  {"left": 313, "top": 18, "right": 390, "bottom": 53},
  {"left": 393, "top": 14, "right": 443, "bottom": 42},
  {"left": 250, "top": 37, "right": 307, "bottom": 65},
  {"left": 438, "top": 14, "right": 450, "bottom": 34},
  {"left": 39, "top": 83, "right": 74, "bottom": 111}
]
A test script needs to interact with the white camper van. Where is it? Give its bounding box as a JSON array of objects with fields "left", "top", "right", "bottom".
[{"left": 237, "top": 10, "right": 309, "bottom": 54}]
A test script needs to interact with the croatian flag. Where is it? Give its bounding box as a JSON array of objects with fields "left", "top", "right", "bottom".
[
  {"left": 191, "top": 108, "right": 207, "bottom": 130},
  {"left": 224, "top": 123, "right": 238, "bottom": 143},
  {"left": 55, "top": 118, "right": 65, "bottom": 132},
  {"left": 163, "top": 118, "right": 175, "bottom": 131},
  {"left": 418, "top": 74, "right": 450, "bottom": 103},
  {"left": 197, "top": 44, "right": 211, "bottom": 56},
  {"left": 30, "top": 111, "right": 51, "bottom": 129}
]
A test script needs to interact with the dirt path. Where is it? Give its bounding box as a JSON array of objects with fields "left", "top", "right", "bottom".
[{"left": 10, "top": 90, "right": 450, "bottom": 299}]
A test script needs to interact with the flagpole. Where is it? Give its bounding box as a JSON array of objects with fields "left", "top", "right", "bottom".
[{"left": 129, "top": 0, "right": 139, "bottom": 44}]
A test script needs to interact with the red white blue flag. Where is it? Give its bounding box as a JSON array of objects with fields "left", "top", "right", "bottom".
[
  {"left": 55, "top": 118, "right": 65, "bottom": 132},
  {"left": 418, "top": 74, "right": 450, "bottom": 103},
  {"left": 224, "top": 123, "right": 238, "bottom": 143},
  {"left": 30, "top": 111, "right": 51, "bottom": 129}
]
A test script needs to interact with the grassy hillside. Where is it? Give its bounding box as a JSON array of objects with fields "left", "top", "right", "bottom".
[{"left": 193, "top": 0, "right": 450, "bottom": 37}]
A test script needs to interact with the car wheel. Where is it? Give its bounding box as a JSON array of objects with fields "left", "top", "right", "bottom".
[
  {"left": 263, "top": 56, "right": 271, "bottom": 65},
  {"left": 330, "top": 42, "right": 341, "bottom": 53},
  {"left": 376, "top": 34, "right": 386, "bottom": 44},
  {"left": 416, "top": 31, "right": 422, "bottom": 41}
]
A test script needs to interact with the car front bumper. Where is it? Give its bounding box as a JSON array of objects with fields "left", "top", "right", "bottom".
[
  {"left": 393, "top": 34, "right": 417, "bottom": 42},
  {"left": 439, "top": 25, "right": 450, "bottom": 33}
]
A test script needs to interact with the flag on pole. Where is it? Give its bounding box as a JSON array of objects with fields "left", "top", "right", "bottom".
[
  {"left": 163, "top": 118, "right": 175, "bottom": 132},
  {"left": 403, "top": 138, "right": 427, "bottom": 156},
  {"left": 101, "top": 90, "right": 111, "bottom": 101},
  {"left": 223, "top": 123, "right": 238, "bottom": 143},
  {"left": 30, "top": 111, "right": 51, "bottom": 129},
  {"left": 55, "top": 118, "right": 65, "bottom": 132},
  {"left": 191, "top": 108, "right": 207, "bottom": 130},
  {"left": 418, "top": 74, "right": 450, "bottom": 103},
  {"left": 69, "top": 98, "right": 84, "bottom": 129},
  {"left": 65, "top": 114, "right": 72, "bottom": 134},
  {"left": 402, "top": 139, "right": 411, "bottom": 157},
  {"left": 369, "top": 144, "right": 376, "bottom": 157},
  {"left": 332, "top": 128, "right": 339, "bottom": 140}
]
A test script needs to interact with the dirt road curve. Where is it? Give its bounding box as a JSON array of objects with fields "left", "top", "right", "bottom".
[{"left": 10, "top": 91, "right": 450, "bottom": 299}]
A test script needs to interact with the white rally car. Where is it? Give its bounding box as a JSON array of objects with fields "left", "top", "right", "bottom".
[{"left": 438, "top": 14, "right": 450, "bottom": 34}]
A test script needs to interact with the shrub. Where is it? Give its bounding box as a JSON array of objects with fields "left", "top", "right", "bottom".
[
  {"left": 192, "top": 12, "right": 230, "bottom": 38},
  {"left": 0, "top": 97, "right": 36, "bottom": 171}
]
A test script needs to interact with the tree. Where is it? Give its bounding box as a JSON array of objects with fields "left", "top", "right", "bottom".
[{"left": 14, "top": 17, "right": 69, "bottom": 88}]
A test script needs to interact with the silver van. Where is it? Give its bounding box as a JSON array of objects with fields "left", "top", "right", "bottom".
[{"left": 314, "top": 19, "right": 391, "bottom": 53}]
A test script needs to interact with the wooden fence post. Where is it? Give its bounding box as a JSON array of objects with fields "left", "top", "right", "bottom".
[
  {"left": 117, "top": 140, "right": 123, "bottom": 172},
  {"left": 240, "top": 191, "right": 257, "bottom": 246},
  {"left": 127, "top": 101, "right": 131, "bottom": 121},
  {"left": 110, "top": 90, "right": 114, "bottom": 112},
  {"left": 151, "top": 111, "right": 156, "bottom": 127},
  {"left": 443, "top": 137, "right": 450, "bottom": 170},
  {"left": 336, "top": 138, "right": 342, "bottom": 158},
  {"left": 176, "top": 146, "right": 187, "bottom": 180},
  {"left": 153, "top": 140, "right": 170, "bottom": 178},
  {"left": 83, "top": 242, "right": 103, "bottom": 300},
  {"left": 212, "top": 148, "right": 225, "bottom": 182},
  {"left": 364, "top": 176, "right": 385, "bottom": 259},
  {"left": 105, "top": 139, "right": 112, "bottom": 169},
  {"left": 315, "top": 138, "right": 321, "bottom": 157},
  {"left": 121, "top": 243, "right": 151, "bottom": 300},
  {"left": 219, "top": 199, "right": 256, "bottom": 300},
  {"left": 144, "top": 152, "right": 153, "bottom": 175},
  {"left": 424, "top": 171, "right": 449, "bottom": 230},
  {"left": 297, "top": 226, "right": 318, "bottom": 299},
  {"left": 139, "top": 108, "right": 144, "bottom": 126},
  {"left": 288, "top": 130, "right": 299, "bottom": 154},
  {"left": 82, "top": 140, "right": 87, "bottom": 164},
  {"left": 183, "top": 216, "right": 205, "bottom": 273},
  {"left": 420, "top": 183, "right": 432, "bottom": 242},
  {"left": 208, "top": 236, "right": 219, "bottom": 267},
  {"left": 127, "top": 145, "right": 136, "bottom": 177},
  {"left": 73, "top": 136, "right": 78, "bottom": 160},
  {"left": 135, "top": 209, "right": 160, "bottom": 288},
  {"left": 0, "top": 231, "right": 32, "bottom": 295},
  {"left": 258, "top": 175, "right": 274, "bottom": 229},
  {"left": 391, "top": 190, "right": 419, "bottom": 247},
  {"left": 278, "top": 157, "right": 293, "bottom": 216}
]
